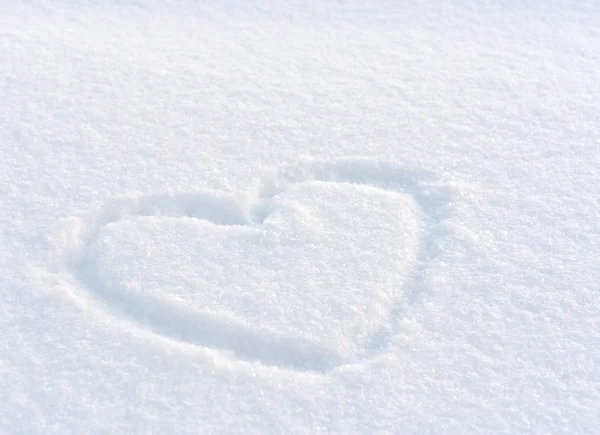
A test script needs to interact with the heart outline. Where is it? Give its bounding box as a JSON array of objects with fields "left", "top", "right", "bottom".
[{"left": 47, "top": 157, "right": 454, "bottom": 373}]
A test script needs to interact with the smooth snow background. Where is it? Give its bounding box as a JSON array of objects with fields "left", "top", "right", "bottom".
[{"left": 1, "top": 1, "right": 599, "bottom": 434}]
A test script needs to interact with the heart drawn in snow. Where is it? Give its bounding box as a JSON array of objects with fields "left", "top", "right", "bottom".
[{"left": 48, "top": 158, "right": 453, "bottom": 373}]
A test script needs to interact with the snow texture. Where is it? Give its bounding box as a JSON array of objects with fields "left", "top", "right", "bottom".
[{"left": 1, "top": 1, "right": 599, "bottom": 434}]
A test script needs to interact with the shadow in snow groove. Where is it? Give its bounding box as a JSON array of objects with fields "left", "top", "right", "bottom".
[{"left": 58, "top": 157, "right": 454, "bottom": 373}]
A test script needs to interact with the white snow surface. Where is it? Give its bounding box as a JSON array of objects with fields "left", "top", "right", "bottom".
[{"left": 2, "top": 1, "right": 600, "bottom": 434}]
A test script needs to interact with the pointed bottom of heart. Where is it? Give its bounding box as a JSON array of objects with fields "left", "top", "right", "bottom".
[
  {"left": 49, "top": 157, "right": 454, "bottom": 374},
  {"left": 73, "top": 269, "right": 349, "bottom": 372}
]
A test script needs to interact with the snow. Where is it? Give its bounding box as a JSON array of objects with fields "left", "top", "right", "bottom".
[{"left": 2, "top": 1, "right": 599, "bottom": 434}]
